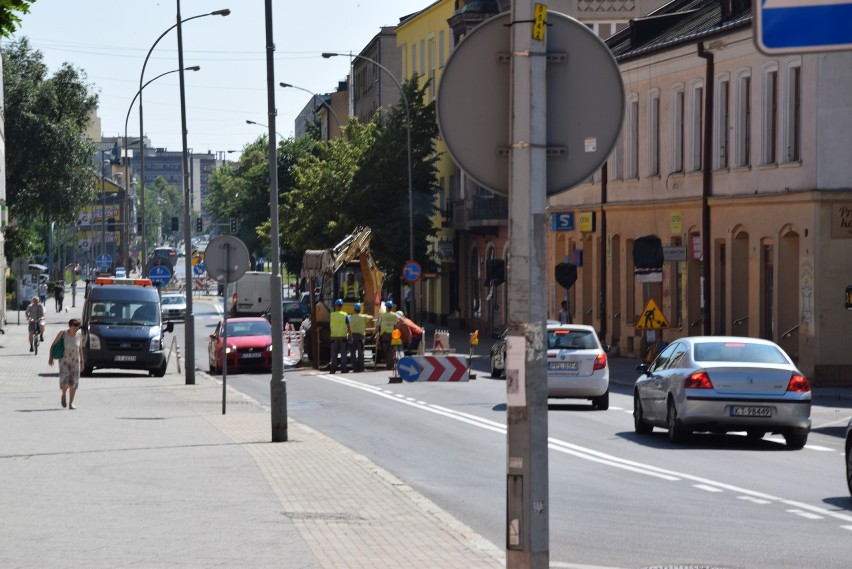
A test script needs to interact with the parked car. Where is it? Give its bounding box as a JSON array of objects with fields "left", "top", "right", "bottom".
[
  {"left": 846, "top": 419, "right": 852, "bottom": 496},
  {"left": 633, "top": 336, "right": 812, "bottom": 448},
  {"left": 115, "top": 267, "right": 127, "bottom": 278},
  {"left": 265, "top": 299, "right": 310, "bottom": 329},
  {"left": 160, "top": 293, "right": 187, "bottom": 322},
  {"left": 207, "top": 317, "right": 273, "bottom": 374},
  {"left": 489, "top": 322, "right": 610, "bottom": 410}
]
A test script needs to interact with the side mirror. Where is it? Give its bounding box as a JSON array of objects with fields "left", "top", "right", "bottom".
[
  {"left": 209, "top": 334, "right": 216, "bottom": 340},
  {"left": 635, "top": 363, "right": 649, "bottom": 374},
  {"left": 165, "top": 322, "right": 174, "bottom": 334}
]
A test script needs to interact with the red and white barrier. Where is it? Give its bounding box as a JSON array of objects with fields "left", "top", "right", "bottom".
[{"left": 398, "top": 355, "right": 470, "bottom": 382}]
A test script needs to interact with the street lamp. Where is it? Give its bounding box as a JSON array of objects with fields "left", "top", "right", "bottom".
[
  {"left": 124, "top": 66, "right": 200, "bottom": 268},
  {"left": 246, "top": 119, "right": 284, "bottom": 140},
  {"left": 99, "top": 150, "right": 111, "bottom": 265},
  {"left": 279, "top": 82, "right": 342, "bottom": 136},
  {"left": 321, "top": 51, "right": 415, "bottom": 315},
  {"left": 138, "top": 7, "right": 229, "bottom": 264}
]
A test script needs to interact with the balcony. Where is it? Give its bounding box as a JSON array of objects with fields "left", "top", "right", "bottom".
[{"left": 451, "top": 194, "right": 508, "bottom": 230}]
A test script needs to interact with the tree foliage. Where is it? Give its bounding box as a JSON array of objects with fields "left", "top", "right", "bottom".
[
  {"left": 3, "top": 37, "right": 99, "bottom": 227},
  {"left": 0, "top": 0, "right": 33, "bottom": 38}
]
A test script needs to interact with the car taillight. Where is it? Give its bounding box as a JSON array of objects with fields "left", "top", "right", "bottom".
[
  {"left": 786, "top": 374, "right": 811, "bottom": 393},
  {"left": 684, "top": 371, "right": 713, "bottom": 389},
  {"left": 593, "top": 352, "right": 607, "bottom": 370},
  {"left": 232, "top": 293, "right": 238, "bottom": 303}
]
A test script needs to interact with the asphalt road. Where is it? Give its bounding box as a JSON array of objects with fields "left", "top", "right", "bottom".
[{"left": 185, "top": 297, "right": 852, "bottom": 569}]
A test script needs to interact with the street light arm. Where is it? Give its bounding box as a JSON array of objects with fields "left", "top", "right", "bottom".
[
  {"left": 124, "top": 66, "right": 201, "bottom": 145},
  {"left": 279, "top": 82, "right": 342, "bottom": 128}
]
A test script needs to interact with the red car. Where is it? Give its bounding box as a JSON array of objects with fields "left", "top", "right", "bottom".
[{"left": 208, "top": 317, "right": 273, "bottom": 374}]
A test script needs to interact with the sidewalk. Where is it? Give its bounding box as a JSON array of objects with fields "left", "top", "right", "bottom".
[{"left": 0, "top": 290, "right": 504, "bottom": 568}]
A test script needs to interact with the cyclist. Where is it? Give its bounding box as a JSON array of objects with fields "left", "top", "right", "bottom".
[{"left": 25, "top": 296, "right": 46, "bottom": 352}]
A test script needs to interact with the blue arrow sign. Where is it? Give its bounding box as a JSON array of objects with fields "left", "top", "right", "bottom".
[
  {"left": 96, "top": 254, "right": 112, "bottom": 272},
  {"left": 402, "top": 261, "right": 422, "bottom": 283},
  {"left": 148, "top": 264, "right": 172, "bottom": 288},
  {"left": 193, "top": 261, "right": 206, "bottom": 276},
  {"left": 397, "top": 356, "right": 422, "bottom": 382},
  {"left": 756, "top": 0, "right": 852, "bottom": 54}
]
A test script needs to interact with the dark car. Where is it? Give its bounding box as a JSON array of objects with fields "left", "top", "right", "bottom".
[
  {"left": 846, "top": 419, "right": 852, "bottom": 496},
  {"left": 264, "top": 299, "right": 310, "bottom": 329}
]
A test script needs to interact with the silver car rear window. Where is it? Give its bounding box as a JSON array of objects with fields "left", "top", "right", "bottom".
[
  {"left": 547, "top": 329, "right": 597, "bottom": 350},
  {"left": 693, "top": 342, "right": 788, "bottom": 364}
]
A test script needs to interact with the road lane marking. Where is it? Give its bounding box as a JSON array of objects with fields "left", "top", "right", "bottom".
[
  {"left": 738, "top": 496, "right": 772, "bottom": 505},
  {"left": 694, "top": 484, "right": 724, "bottom": 493},
  {"left": 787, "top": 509, "right": 824, "bottom": 520},
  {"left": 315, "top": 373, "right": 852, "bottom": 527}
]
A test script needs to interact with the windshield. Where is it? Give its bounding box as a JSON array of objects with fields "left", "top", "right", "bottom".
[
  {"left": 225, "top": 321, "right": 271, "bottom": 337},
  {"left": 89, "top": 301, "right": 160, "bottom": 325},
  {"left": 693, "top": 342, "right": 789, "bottom": 364},
  {"left": 162, "top": 296, "right": 184, "bottom": 305},
  {"left": 548, "top": 329, "right": 598, "bottom": 350}
]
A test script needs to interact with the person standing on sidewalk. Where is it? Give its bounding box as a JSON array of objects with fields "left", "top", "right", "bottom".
[
  {"left": 329, "top": 299, "right": 351, "bottom": 374},
  {"left": 54, "top": 282, "right": 65, "bottom": 312},
  {"left": 38, "top": 280, "right": 48, "bottom": 305},
  {"left": 48, "top": 318, "right": 84, "bottom": 410},
  {"left": 348, "top": 303, "right": 367, "bottom": 372}
]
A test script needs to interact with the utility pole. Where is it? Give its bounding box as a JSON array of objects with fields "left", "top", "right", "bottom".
[{"left": 506, "top": 0, "right": 549, "bottom": 567}]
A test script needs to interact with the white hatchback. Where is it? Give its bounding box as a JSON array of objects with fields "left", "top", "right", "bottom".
[{"left": 546, "top": 324, "right": 610, "bottom": 409}]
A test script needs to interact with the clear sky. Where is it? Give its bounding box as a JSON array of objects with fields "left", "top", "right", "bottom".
[{"left": 12, "top": 0, "right": 432, "bottom": 157}]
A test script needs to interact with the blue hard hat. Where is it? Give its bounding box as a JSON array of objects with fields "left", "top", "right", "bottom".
[
  {"left": 335, "top": 298, "right": 343, "bottom": 306},
  {"left": 385, "top": 301, "right": 393, "bottom": 308},
  {"left": 354, "top": 303, "right": 361, "bottom": 312}
]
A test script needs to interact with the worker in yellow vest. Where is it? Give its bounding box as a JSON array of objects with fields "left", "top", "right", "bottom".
[
  {"left": 377, "top": 300, "right": 400, "bottom": 370},
  {"left": 341, "top": 272, "right": 361, "bottom": 302},
  {"left": 329, "top": 298, "right": 351, "bottom": 374},
  {"left": 348, "top": 303, "right": 367, "bottom": 372}
]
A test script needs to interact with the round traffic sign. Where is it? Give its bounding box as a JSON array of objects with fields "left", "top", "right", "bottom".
[
  {"left": 96, "top": 254, "right": 112, "bottom": 272},
  {"left": 437, "top": 11, "right": 624, "bottom": 196},
  {"left": 402, "top": 261, "right": 422, "bottom": 283},
  {"left": 204, "top": 235, "right": 250, "bottom": 283},
  {"left": 148, "top": 264, "right": 172, "bottom": 288},
  {"left": 11, "top": 257, "right": 28, "bottom": 276},
  {"left": 397, "top": 356, "right": 422, "bottom": 382},
  {"left": 193, "top": 261, "right": 206, "bottom": 276}
]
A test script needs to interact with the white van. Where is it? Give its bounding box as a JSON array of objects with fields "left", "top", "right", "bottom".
[{"left": 227, "top": 271, "right": 272, "bottom": 316}]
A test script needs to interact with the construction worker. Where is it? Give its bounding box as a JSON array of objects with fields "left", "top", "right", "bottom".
[
  {"left": 329, "top": 298, "right": 351, "bottom": 374},
  {"left": 349, "top": 303, "right": 367, "bottom": 372},
  {"left": 377, "top": 300, "right": 400, "bottom": 370},
  {"left": 341, "top": 272, "right": 361, "bottom": 302},
  {"left": 396, "top": 311, "right": 424, "bottom": 356}
]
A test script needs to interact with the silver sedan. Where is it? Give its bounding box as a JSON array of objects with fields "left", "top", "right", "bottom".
[{"left": 633, "top": 336, "right": 811, "bottom": 449}]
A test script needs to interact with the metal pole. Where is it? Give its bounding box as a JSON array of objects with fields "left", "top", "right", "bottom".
[
  {"left": 101, "top": 152, "right": 107, "bottom": 264},
  {"left": 266, "top": 0, "right": 287, "bottom": 442},
  {"left": 506, "top": 0, "right": 549, "bottom": 567},
  {"left": 176, "top": 0, "right": 195, "bottom": 385},
  {"left": 222, "top": 243, "right": 230, "bottom": 414}
]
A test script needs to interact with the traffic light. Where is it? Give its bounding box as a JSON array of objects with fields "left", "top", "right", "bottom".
[
  {"left": 196, "top": 217, "right": 203, "bottom": 233},
  {"left": 171, "top": 217, "right": 179, "bottom": 232},
  {"left": 107, "top": 218, "right": 116, "bottom": 232},
  {"left": 230, "top": 217, "right": 237, "bottom": 234},
  {"left": 137, "top": 217, "right": 142, "bottom": 233}
]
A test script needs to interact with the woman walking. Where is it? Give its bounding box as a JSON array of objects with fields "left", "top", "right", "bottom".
[{"left": 48, "top": 318, "right": 84, "bottom": 410}]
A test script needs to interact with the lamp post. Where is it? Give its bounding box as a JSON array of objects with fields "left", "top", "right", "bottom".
[
  {"left": 321, "top": 52, "right": 414, "bottom": 315},
  {"left": 124, "top": 66, "right": 200, "bottom": 270},
  {"left": 245, "top": 119, "right": 284, "bottom": 140},
  {"left": 138, "top": 7, "right": 229, "bottom": 265},
  {"left": 99, "top": 150, "right": 111, "bottom": 265},
  {"left": 279, "top": 82, "right": 342, "bottom": 137}
]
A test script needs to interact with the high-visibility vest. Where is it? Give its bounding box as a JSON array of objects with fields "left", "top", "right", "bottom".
[
  {"left": 342, "top": 281, "right": 360, "bottom": 299},
  {"left": 350, "top": 313, "right": 367, "bottom": 335},
  {"left": 329, "top": 311, "right": 348, "bottom": 338},
  {"left": 379, "top": 312, "right": 398, "bottom": 334}
]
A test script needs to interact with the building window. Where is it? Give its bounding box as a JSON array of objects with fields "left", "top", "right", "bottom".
[
  {"left": 648, "top": 90, "right": 660, "bottom": 177},
  {"left": 735, "top": 70, "right": 751, "bottom": 168},
  {"left": 785, "top": 60, "right": 802, "bottom": 163},
  {"left": 671, "top": 85, "right": 685, "bottom": 173},
  {"left": 716, "top": 75, "right": 730, "bottom": 170},
  {"left": 627, "top": 95, "right": 639, "bottom": 179},
  {"left": 411, "top": 43, "right": 417, "bottom": 77},
  {"left": 470, "top": 247, "right": 481, "bottom": 319},
  {"left": 613, "top": 131, "right": 623, "bottom": 180},
  {"left": 689, "top": 81, "right": 704, "bottom": 172},
  {"left": 762, "top": 65, "right": 779, "bottom": 165},
  {"left": 428, "top": 36, "right": 436, "bottom": 100},
  {"left": 420, "top": 39, "right": 426, "bottom": 77},
  {"left": 439, "top": 30, "right": 445, "bottom": 68}
]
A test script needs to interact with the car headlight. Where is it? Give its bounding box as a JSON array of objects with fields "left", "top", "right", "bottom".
[
  {"left": 266, "top": 344, "right": 273, "bottom": 352},
  {"left": 88, "top": 333, "right": 101, "bottom": 350},
  {"left": 149, "top": 338, "right": 161, "bottom": 351},
  {"left": 225, "top": 345, "right": 237, "bottom": 354}
]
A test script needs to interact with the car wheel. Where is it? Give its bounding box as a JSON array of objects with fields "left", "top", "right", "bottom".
[
  {"left": 593, "top": 390, "right": 609, "bottom": 410},
  {"left": 633, "top": 393, "right": 653, "bottom": 434},
  {"left": 153, "top": 359, "right": 167, "bottom": 378},
  {"left": 784, "top": 430, "right": 808, "bottom": 450},
  {"left": 490, "top": 355, "right": 502, "bottom": 379},
  {"left": 846, "top": 438, "right": 852, "bottom": 497},
  {"left": 81, "top": 365, "right": 93, "bottom": 377},
  {"left": 666, "top": 399, "right": 690, "bottom": 444},
  {"left": 746, "top": 430, "right": 765, "bottom": 440}
]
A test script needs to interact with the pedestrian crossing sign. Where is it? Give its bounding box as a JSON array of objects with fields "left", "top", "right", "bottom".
[{"left": 635, "top": 299, "right": 670, "bottom": 330}]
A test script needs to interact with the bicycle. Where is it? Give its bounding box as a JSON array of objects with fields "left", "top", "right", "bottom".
[{"left": 28, "top": 318, "right": 44, "bottom": 355}]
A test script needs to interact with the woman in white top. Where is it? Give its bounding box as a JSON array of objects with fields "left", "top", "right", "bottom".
[{"left": 49, "top": 318, "right": 85, "bottom": 410}]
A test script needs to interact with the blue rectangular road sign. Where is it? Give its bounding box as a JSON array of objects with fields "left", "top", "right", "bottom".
[{"left": 756, "top": 0, "right": 852, "bottom": 54}]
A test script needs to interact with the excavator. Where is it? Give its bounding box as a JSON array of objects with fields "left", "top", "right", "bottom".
[{"left": 301, "top": 226, "right": 385, "bottom": 366}]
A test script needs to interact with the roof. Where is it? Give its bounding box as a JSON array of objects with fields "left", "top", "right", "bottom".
[{"left": 607, "top": 0, "right": 751, "bottom": 62}]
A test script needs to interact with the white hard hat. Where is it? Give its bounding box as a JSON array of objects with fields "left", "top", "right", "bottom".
[{"left": 397, "top": 311, "right": 404, "bottom": 317}]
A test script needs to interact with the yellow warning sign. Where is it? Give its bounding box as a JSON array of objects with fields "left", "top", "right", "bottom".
[{"left": 635, "top": 299, "right": 670, "bottom": 330}]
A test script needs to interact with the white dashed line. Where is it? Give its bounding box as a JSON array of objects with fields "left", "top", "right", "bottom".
[
  {"left": 694, "top": 484, "right": 724, "bottom": 493},
  {"left": 738, "top": 495, "right": 772, "bottom": 505},
  {"left": 787, "top": 509, "right": 824, "bottom": 520}
]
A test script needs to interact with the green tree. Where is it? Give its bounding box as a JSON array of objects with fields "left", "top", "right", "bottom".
[
  {"left": 0, "top": 0, "right": 33, "bottom": 38},
  {"left": 147, "top": 176, "right": 182, "bottom": 247},
  {"left": 3, "top": 37, "right": 99, "bottom": 229}
]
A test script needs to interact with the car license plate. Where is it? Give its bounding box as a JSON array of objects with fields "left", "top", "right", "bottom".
[
  {"left": 547, "top": 361, "right": 578, "bottom": 371},
  {"left": 241, "top": 352, "right": 262, "bottom": 359},
  {"left": 731, "top": 406, "right": 771, "bottom": 417},
  {"left": 114, "top": 355, "right": 137, "bottom": 362}
]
